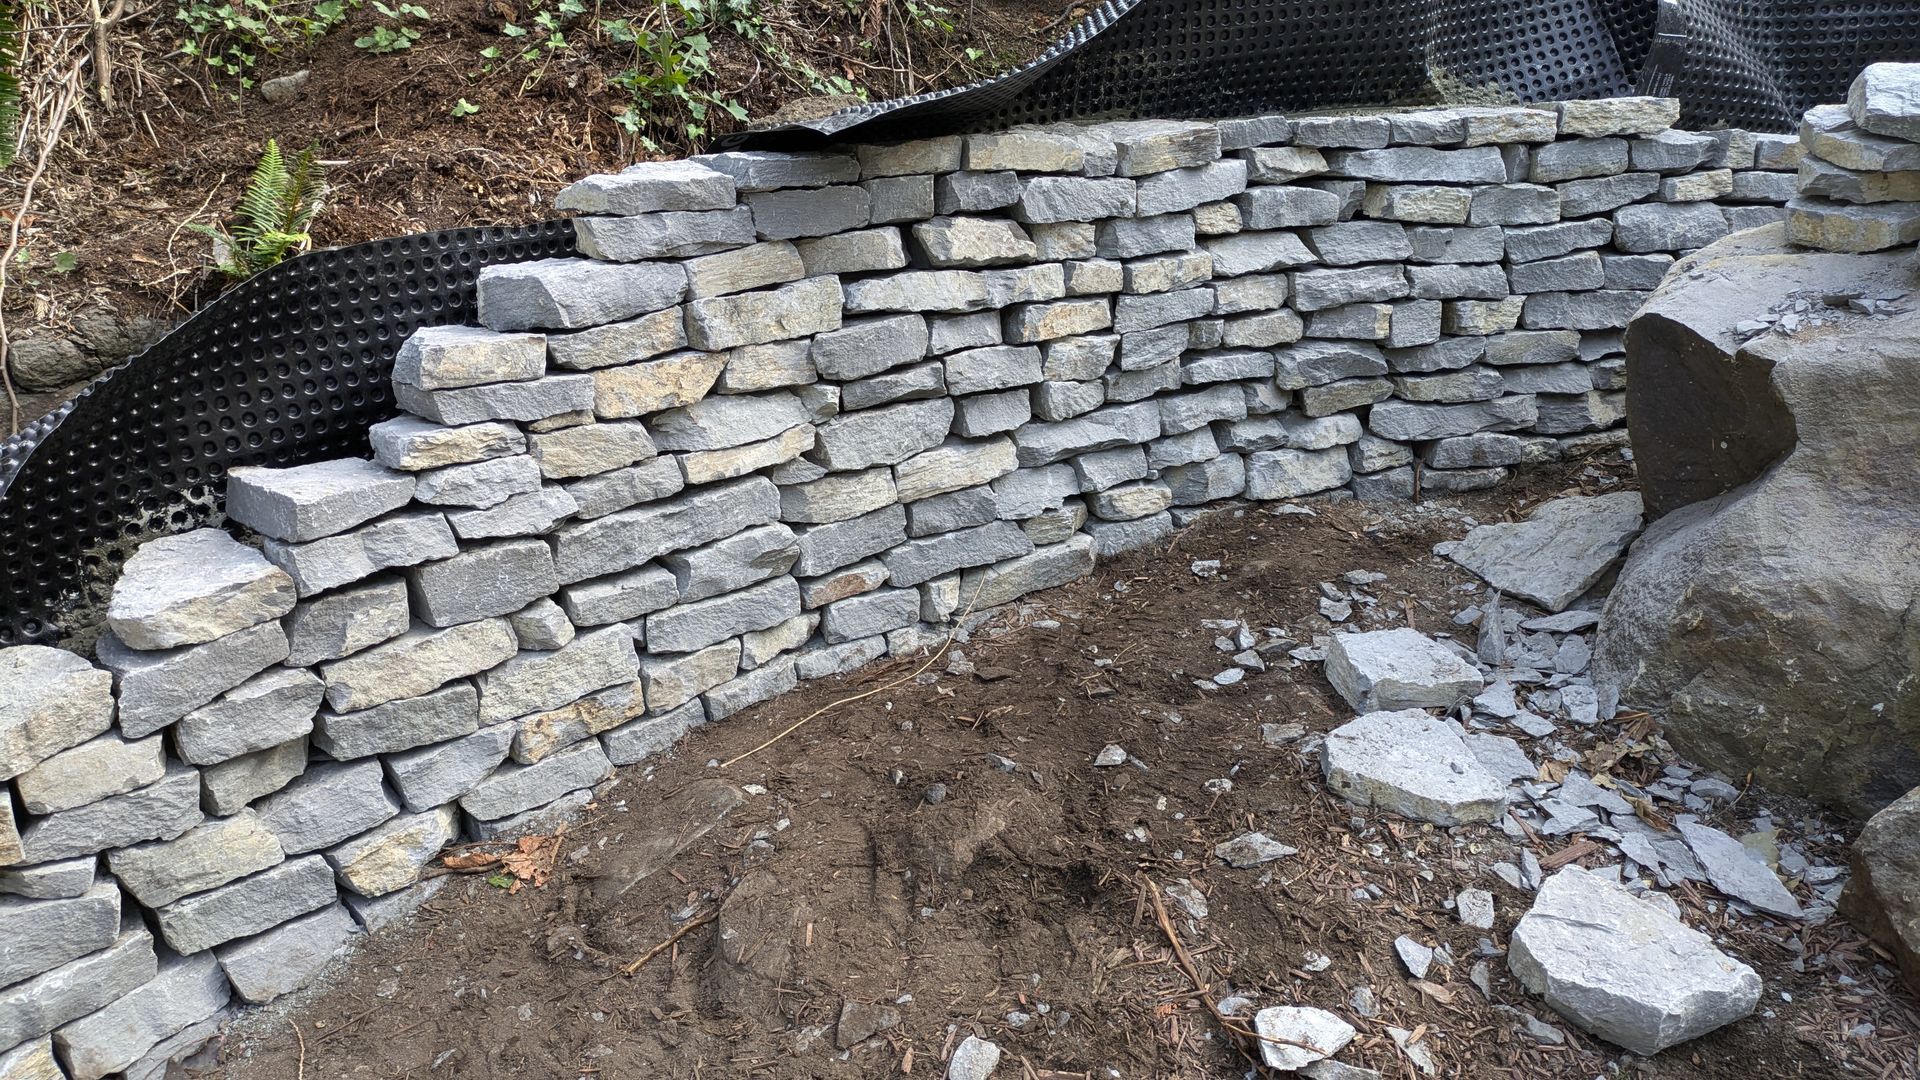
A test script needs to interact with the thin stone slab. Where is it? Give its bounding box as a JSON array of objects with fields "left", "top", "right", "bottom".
[
  {"left": 319, "top": 618, "right": 516, "bottom": 713},
  {"left": 106, "top": 529, "right": 296, "bottom": 649},
  {"left": 382, "top": 724, "right": 515, "bottom": 813},
  {"left": 283, "top": 576, "right": 411, "bottom": 667},
  {"left": 1322, "top": 710, "right": 1509, "bottom": 825},
  {"left": 53, "top": 948, "right": 231, "bottom": 1080},
  {"left": 0, "top": 920, "right": 157, "bottom": 1051},
  {"left": 1509, "top": 865, "right": 1760, "bottom": 1055},
  {"left": 475, "top": 626, "right": 640, "bottom": 724},
  {"left": 392, "top": 324, "right": 544, "bottom": 390},
  {"left": 555, "top": 160, "right": 736, "bottom": 214},
  {"left": 16, "top": 763, "right": 204, "bottom": 863},
  {"left": 226, "top": 459, "right": 416, "bottom": 543},
  {"left": 252, "top": 758, "right": 400, "bottom": 854},
  {"left": 1447, "top": 492, "right": 1643, "bottom": 612},
  {"left": 459, "top": 739, "right": 612, "bottom": 822},
  {"left": 174, "top": 667, "right": 323, "bottom": 765},
  {"left": 1252, "top": 1007, "right": 1356, "bottom": 1072},
  {"left": 476, "top": 258, "right": 687, "bottom": 332},
  {"left": 105, "top": 810, "right": 285, "bottom": 908},
  {"left": 0, "top": 856, "right": 96, "bottom": 900},
  {"left": 152, "top": 855, "right": 339, "bottom": 954},
  {"left": 261, "top": 509, "right": 458, "bottom": 597},
  {"left": 1677, "top": 821, "right": 1805, "bottom": 918},
  {"left": 1324, "top": 627, "right": 1484, "bottom": 711}
]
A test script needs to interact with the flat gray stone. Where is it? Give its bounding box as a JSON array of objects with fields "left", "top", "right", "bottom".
[
  {"left": 1325, "top": 628, "right": 1485, "bottom": 711},
  {"left": 646, "top": 578, "right": 802, "bottom": 654},
  {"left": 692, "top": 150, "right": 859, "bottom": 191},
  {"left": 253, "top": 759, "right": 399, "bottom": 855},
  {"left": 283, "top": 576, "right": 411, "bottom": 667},
  {"left": 472, "top": 628, "right": 637, "bottom": 727},
  {"left": 174, "top": 667, "right": 323, "bottom": 765},
  {"left": 327, "top": 804, "right": 459, "bottom": 897},
  {"left": 0, "top": 921, "right": 157, "bottom": 1051},
  {"left": 106, "top": 809, "right": 285, "bottom": 908},
  {"left": 0, "top": 856, "right": 97, "bottom": 900},
  {"left": 13, "top": 731, "right": 165, "bottom": 814},
  {"left": 107, "top": 530, "right": 296, "bottom": 649},
  {"left": 262, "top": 509, "right": 458, "bottom": 597},
  {"left": 392, "top": 325, "right": 544, "bottom": 390},
  {"left": 551, "top": 476, "right": 779, "bottom": 583},
  {"left": 1252, "top": 1007, "right": 1355, "bottom": 1072},
  {"left": 152, "top": 854, "right": 338, "bottom": 954},
  {"left": 52, "top": 949, "right": 230, "bottom": 1080},
  {"left": 1323, "top": 710, "right": 1509, "bottom": 825},
  {"left": 1677, "top": 822, "right": 1805, "bottom": 918},
  {"left": 0, "top": 645, "right": 116, "bottom": 783},
  {"left": 405, "top": 538, "right": 559, "bottom": 628},
  {"left": 477, "top": 258, "right": 687, "bottom": 332},
  {"left": 214, "top": 902, "right": 360, "bottom": 1004},
  {"left": 685, "top": 276, "right": 842, "bottom": 351},
  {"left": 0, "top": 881, "right": 120, "bottom": 989},
  {"left": 556, "top": 160, "right": 735, "bottom": 213},
  {"left": 199, "top": 736, "right": 307, "bottom": 817},
  {"left": 16, "top": 762, "right": 203, "bottom": 863},
  {"left": 1509, "top": 865, "right": 1760, "bottom": 1055},
  {"left": 314, "top": 681, "right": 479, "bottom": 760},
  {"left": 1448, "top": 492, "right": 1642, "bottom": 612},
  {"left": 319, "top": 617, "right": 515, "bottom": 713},
  {"left": 382, "top": 724, "right": 515, "bottom": 813},
  {"left": 459, "top": 739, "right": 612, "bottom": 822},
  {"left": 396, "top": 374, "right": 595, "bottom": 428},
  {"left": 226, "top": 459, "right": 415, "bottom": 543}
]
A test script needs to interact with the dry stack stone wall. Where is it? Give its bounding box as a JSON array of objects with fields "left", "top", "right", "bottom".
[{"left": 1, "top": 97, "right": 1795, "bottom": 1079}]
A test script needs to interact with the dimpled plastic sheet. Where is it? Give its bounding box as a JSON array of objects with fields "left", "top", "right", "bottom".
[
  {"left": 718, "top": 0, "right": 1920, "bottom": 149},
  {"left": 0, "top": 220, "right": 576, "bottom": 646}
]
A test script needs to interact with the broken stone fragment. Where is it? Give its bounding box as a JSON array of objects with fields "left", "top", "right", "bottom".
[
  {"left": 1213, "top": 831, "right": 1296, "bottom": 868},
  {"left": 1446, "top": 492, "right": 1643, "bottom": 612},
  {"left": 1251, "top": 1006, "right": 1355, "bottom": 1071},
  {"left": 1322, "top": 710, "right": 1509, "bottom": 825},
  {"left": 105, "top": 529, "right": 296, "bottom": 650},
  {"left": 1324, "top": 627, "right": 1484, "bottom": 711},
  {"left": 1509, "top": 865, "right": 1760, "bottom": 1055}
]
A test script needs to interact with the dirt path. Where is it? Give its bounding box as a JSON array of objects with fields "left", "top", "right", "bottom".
[{"left": 212, "top": 461, "right": 1917, "bottom": 1079}]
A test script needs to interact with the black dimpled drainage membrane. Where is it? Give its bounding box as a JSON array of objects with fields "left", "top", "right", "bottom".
[
  {"left": 717, "top": 0, "right": 1919, "bottom": 149},
  {"left": 0, "top": 220, "right": 576, "bottom": 646}
]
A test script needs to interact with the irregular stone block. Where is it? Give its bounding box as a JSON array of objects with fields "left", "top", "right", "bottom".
[
  {"left": 262, "top": 510, "right": 457, "bottom": 597},
  {"left": 477, "top": 258, "right": 686, "bottom": 332},
  {"left": 527, "top": 421, "right": 656, "bottom": 480},
  {"left": 0, "top": 646, "right": 115, "bottom": 783},
  {"left": 1613, "top": 202, "right": 1729, "bottom": 253},
  {"left": 1786, "top": 195, "right": 1920, "bottom": 252},
  {"left": 476, "top": 626, "right": 639, "bottom": 724},
  {"left": 934, "top": 171, "right": 1022, "bottom": 214},
  {"left": 313, "top": 681, "right": 478, "bottom": 760},
  {"left": 200, "top": 737, "right": 307, "bottom": 817},
  {"left": 174, "top": 667, "right": 323, "bottom": 765},
  {"left": 412, "top": 454, "right": 545, "bottom": 510},
  {"left": 1449, "top": 491, "right": 1642, "bottom": 611},
  {"left": 1083, "top": 511, "right": 1174, "bottom": 556},
  {"left": 152, "top": 855, "right": 337, "bottom": 954},
  {"left": 812, "top": 313, "right": 929, "bottom": 380},
  {"left": 692, "top": 150, "right": 859, "bottom": 191},
  {"left": 97, "top": 622, "right": 289, "bottom": 738},
  {"left": 573, "top": 207, "right": 756, "bottom": 261},
  {"left": 282, "top": 577, "right": 410, "bottom": 667},
  {"left": 106, "top": 530, "right": 296, "bottom": 650},
  {"left": 1325, "top": 146, "right": 1506, "bottom": 183},
  {"left": 1556, "top": 96, "right": 1680, "bottom": 138},
  {"left": 229, "top": 459, "right": 413, "bottom": 550},
  {"left": 1529, "top": 138, "right": 1629, "bottom": 183},
  {"left": 704, "top": 658, "right": 798, "bottom": 721},
  {"left": 552, "top": 476, "right": 779, "bottom": 583},
  {"left": 396, "top": 374, "right": 595, "bottom": 427},
  {"left": 106, "top": 809, "right": 284, "bottom": 908},
  {"left": 911, "top": 217, "right": 1036, "bottom": 268},
  {"left": 745, "top": 187, "right": 871, "bottom": 241},
  {"left": 1244, "top": 447, "right": 1351, "bottom": 499},
  {"left": 254, "top": 759, "right": 398, "bottom": 855},
  {"left": 556, "top": 161, "right": 735, "bottom": 213},
  {"left": 460, "top": 739, "right": 612, "bottom": 822},
  {"left": 319, "top": 618, "right": 515, "bottom": 713},
  {"left": 809, "top": 397, "right": 955, "bottom": 471},
  {"left": 684, "top": 276, "right": 842, "bottom": 351},
  {"left": 53, "top": 950, "right": 230, "bottom": 1080},
  {"left": 880, "top": 520, "right": 1033, "bottom": 587},
  {"left": 213, "top": 902, "right": 360, "bottom": 1004},
  {"left": 511, "top": 682, "right": 642, "bottom": 764},
  {"left": 1509, "top": 865, "right": 1760, "bottom": 1055},
  {"left": 546, "top": 308, "right": 688, "bottom": 372},
  {"left": 1323, "top": 709, "right": 1508, "bottom": 824},
  {"left": 381, "top": 725, "right": 514, "bottom": 813},
  {"left": 0, "top": 881, "right": 120, "bottom": 990},
  {"left": 1326, "top": 627, "right": 1484, "bottom": 711},
  {"left": 842, "top": 270, "right": 991, "bottom": 314},
  {"left": 0, "top": 920, "right": 158, "bottom": 1051},
  {"left": 1368, "top": 395, "right": 1535, "bottom": 440},
  {"left": 1094, "top": 213, "right": 1197, "bottom": 258},
  {"left": 392, "top": 325, "right": 543, "bottom": 391},
  {"left": 854, "top": 137, "right": 962, "bottom": 178},
  {"left": 326, "top": 805, "right": 457, "bottom": 897}
]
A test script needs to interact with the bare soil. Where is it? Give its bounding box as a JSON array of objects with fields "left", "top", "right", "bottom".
[{"left": 204, "top": 461, "right": 1918, "bottom": 1080}]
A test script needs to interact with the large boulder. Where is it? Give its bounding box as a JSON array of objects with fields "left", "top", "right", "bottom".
[
  {"left": 1594, "top": 225, "right": 1920, "bottom": 818},
  {"left": 1620, "top": 224, "right": 1911, "bottom": 519},
  {"left": 1840, "top": 786, "right": 1920, "bottom": 989}
]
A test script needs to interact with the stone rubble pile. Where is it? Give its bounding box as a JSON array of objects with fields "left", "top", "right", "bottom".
[
  {"left": 1206, "top": 493, "right": 1858, "bottom": 1062},
  {"left": 0, "top": 95, "right": 1810, "bottom": 1078},
  {"left": 1790, "top": 62, "right": 1920, "bottom": 251}
]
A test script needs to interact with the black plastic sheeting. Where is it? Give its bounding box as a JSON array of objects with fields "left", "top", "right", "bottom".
[
  {"left": 718, "top": 0, "right": 1920, "bottom": 150},
  {"left": 0, "top": 222, "right": 576, "bottom": 646},
  {"left": 7, "top": 0, "right": 1920, "bottom": 644}
]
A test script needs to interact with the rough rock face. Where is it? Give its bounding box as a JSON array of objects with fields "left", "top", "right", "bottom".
[
  {"left": 1595, "top": 226, "right": 1920, "bottom": 818},
  {"left": 1840, "top": 786, "right": 1920, "bottom": 989},
  {"left": 1621, "top": 224, "right": 1912, "bottom": 518}
]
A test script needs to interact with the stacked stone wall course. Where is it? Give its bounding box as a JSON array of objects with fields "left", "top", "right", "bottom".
[{"left": 0, "top": 96, "right": 1796, "bottom": 1073}]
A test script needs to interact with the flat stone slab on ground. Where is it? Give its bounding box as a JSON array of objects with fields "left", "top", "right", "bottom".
[
  {"left": 1252, "top": 1006, "right": 1356, "bottom": 1071},
  {"left": 1323, "top": 709, "right": 1509, "bottom": 825},
  {"left": 1324, "top": 627, "right": 1484, "bottom": 711},
  {"left": 1677, "top": 821, "right": 1805, "bottom": 918},
  {"left": 1447, "top": 492, "right": 1643, "bottom": 612},
  {"left": 1509, "top": 865, "right": 1761, "bottom": 1055}
]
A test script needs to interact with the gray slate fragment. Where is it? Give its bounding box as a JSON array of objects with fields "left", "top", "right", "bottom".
[
  {"left": 106, "top": 530, "right": 296, "bottom": 649},
  {"left": 1447, "top": 492, "right": 1643, "bottom": 612}
]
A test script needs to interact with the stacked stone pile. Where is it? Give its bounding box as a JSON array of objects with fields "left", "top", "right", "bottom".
[
  {"left": 1788, "top": 62, "right": 1920, "bottom": 251},
  {"left": 0, "top": 98, "right": 1800, "bottom": 1080}
]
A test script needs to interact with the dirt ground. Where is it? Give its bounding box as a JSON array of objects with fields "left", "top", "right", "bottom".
[{"left": 209, "top": 459, "right": 1920, "bottom": 1080}]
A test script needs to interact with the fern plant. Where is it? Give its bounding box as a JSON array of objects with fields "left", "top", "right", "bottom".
[
  {"left": 0, "top": 2, "right": 21, "bottom": 169},
  {"left": 188, "top": 139, "right": 327, "bottom": 280}
]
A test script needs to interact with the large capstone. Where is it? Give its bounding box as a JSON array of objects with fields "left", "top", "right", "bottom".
[
  {"left": 1509, "top": 866, "right": 1760, "bottom": 1055},
  {"left": 1595, "top": 226, "right": 1920, "bottom": 817}
]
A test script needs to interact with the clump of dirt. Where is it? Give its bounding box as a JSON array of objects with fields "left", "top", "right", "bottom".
[{"left": 214, "top": 462, "right": 1918, "bottom": 1080}]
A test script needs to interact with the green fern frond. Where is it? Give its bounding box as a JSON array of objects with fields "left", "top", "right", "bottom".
[
  {"left": 0, "top": 4, "right": 22, "bottom": 169},
  {"left": 196, "top": 138, "right": 329, "bottom": 281}
]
